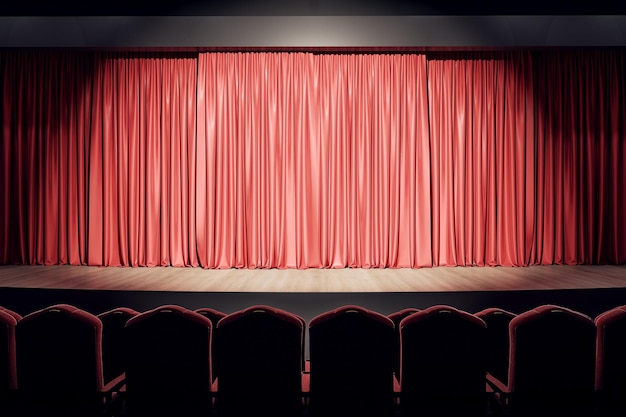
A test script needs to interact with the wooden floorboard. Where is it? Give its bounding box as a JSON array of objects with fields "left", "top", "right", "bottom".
[{"left": 0, "top": 264, "right": 625, "bottom": 292}]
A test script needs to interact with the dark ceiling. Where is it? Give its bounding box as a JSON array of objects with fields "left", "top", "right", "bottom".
[{"left": 2, "top": 0, "right": 625, "bottom": 16}]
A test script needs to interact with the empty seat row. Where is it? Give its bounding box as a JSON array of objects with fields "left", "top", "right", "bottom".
[{"left": 1, "top": 303, "right": 626, "bottom": 417}]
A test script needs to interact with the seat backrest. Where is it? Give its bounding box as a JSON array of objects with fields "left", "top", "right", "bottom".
[
  {"left": 475, "top": 307, "right": 516, "bottom": 385},
  {"left": 98, "top": 307, "right": 139, "bottom": 384},
  {"left": 124, "top": 304, "right": 212, "bottom": 406},
  {"left": 388, "top": 308, "right": 420, "bottom": 378},
  {"left": 508, "top": 305, "right": 596, "bottom": 406},
  {"left": 215, "top": 305, "right": 304, "bottom": 415},
  {"left": 309, "top": 305, "right": 395, "bottom": 417},
  {"left": 202, "top": 309, "right": 307, "bottom": 353},
  {"left": 16, "top": 304, "right": 104, "bottom": 408},
  {"left": 595, "top": 305, "right": 626, "bottom": 397},
  {"left": 400, "top": 305, "right": 487, "bottom": 415},
  {"left": 0, "top": 309, "right": 19, "bottom": 397}
]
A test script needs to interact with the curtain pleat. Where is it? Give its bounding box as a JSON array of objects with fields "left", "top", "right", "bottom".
[
  {"left": 427, "top": 52, "right": 535, "bottom": 266},
  {"left": 92, "top": 53, "right": 198, "bottom": 267},
  {"left": 1, "top": 50, "right": 625, "bottom": 268},
  {"left": 1, "top": 52, "right": 94, "bottom": 266},
  {"left": 534, "top": 51, "right": 626, "bottom": 265}
]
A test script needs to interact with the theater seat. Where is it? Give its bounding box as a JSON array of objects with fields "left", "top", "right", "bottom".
[
  {"left": 595, "top": 305, "right": 626, "bottom": 415},
  {"left": 214, "top": 305, "right": 304, "bottom": 417},
  {"left": 15, "top": 304, "right": 117, "bottom": 417},
  {"left": 98, "top": 307, "right": 139, "bottom": 385},
  {"left": 309, "top": 305, "right": 395, "bottom": 417},
  {"left": 487, "top": 304, "right": 596, "bottom": 417},
  {"left": 123, "top": 305, "right": 214, "bottom": 417},
  {"left": 399, "top": 305, "right": 488, "bottom": 417},
  {"left": 388, "top": 308, "right": 420, "bottom": 380},
  {"left": 475, "top": 307, "right": 517, "bottom": 386},
  {"left": 0, "top": 308, "right": 19, "bottom": 416}
]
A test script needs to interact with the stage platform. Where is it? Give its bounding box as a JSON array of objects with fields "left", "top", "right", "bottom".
[
  {"left": 0, "top": 265, "right": 625, "bottom": 335},
  {"left": 2, "top": 263, "right": 625, "bottom": 399},
  {"left": 1, "top": 264, "right": 626, "bottom": 293}
]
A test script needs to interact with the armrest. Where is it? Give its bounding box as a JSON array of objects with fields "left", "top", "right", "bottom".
[
  {"left": 210, "top": 378, "right": 219, "bottom": 406},
  {"left": 486, "top": 373, "right": 512, "bottom": 406},
  {"left": 100, "top": 373, "right": 127, "bottom": 416},
  {"left": 301, "top": 372, "right": 310, "bottom": 395},
  {"left": 301, "top": 372, "right": 310, "bottom": 405},
  {"left": 102, "top": 373, "right": 126, "bottom": 399},
  {"left": 486, "top": 373, "right": 510, "bottom": 395},
  {"left": 393, "top": 375, "right": 401, "bottom": 405}
]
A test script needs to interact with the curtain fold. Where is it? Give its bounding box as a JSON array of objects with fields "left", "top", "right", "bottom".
[
  {"left": 427, "top": 52, "right": 535, "bottom": 266},
  {"left": 1, "top": 50, "right": 625, "bottom": 268},
  {"left": 314, "top": 54, "right": 432, "bottom": 268},
  {"left": 196, "top": 53, "right": 431, "bottom": 268},
  {"left": 91, "top": 53, "right": 198, "bottom": 267},
  {"left": 1, "top": 52, "right": 95, "bottom": 265},
  {"left": 533, "top": 51, "right": 626, "bottom": 265}
]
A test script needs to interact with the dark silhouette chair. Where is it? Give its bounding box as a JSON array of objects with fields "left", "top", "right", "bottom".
[
  {"left": 97, "top": 307, "right": 139, "bottom": 385},
  {"left": 0, "top": 308, "right": 19, "bottom": 416},
  {"left": 595, "top": 305, "right": 626, "bottom": 416},
  {"left": 122, "top": 305, "right": 214, "bottom": 417},
  {"left": 487, "top": 304, "right": 597, "bottom": 417},
  {"left": 308, "top": 305, "right": 395, "bottom": 417},
  {"left": 388, "top": 308, "right": 420, "bottom": 380},
  {"left": 399, "top": 305, "right": 488, "bottom": 417},
  {"left": 15, "top": 304, "right": 116, "bottom": 417},
  {"left": 214, "top": 305, "right": 305, "bottom": 417},
  {"left": 475, "top": 307, "right": 517, "bottom": 386}
]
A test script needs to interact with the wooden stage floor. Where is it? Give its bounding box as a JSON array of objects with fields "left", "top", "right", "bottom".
[{"left": 1, "top": 264, "right": 626, "bottom": 293}]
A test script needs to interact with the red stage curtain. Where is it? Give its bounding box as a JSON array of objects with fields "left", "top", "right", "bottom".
[
  {"left": 195, "top": 53, "right": 431, "bottom": 268},
  {"left": 87, "top": 53, "right": 199, "bottom": 267},
  {"left": 427, "top": 52, "right": 535, "bottom": 266},
  {"left": 1, "top": 50, "right": 625, "bottom": 268},
  {"left": 1, "top": 52, "right": 95, "bottom": 265},
  {"left": 1, "top": 52, "right": 199, "bottom": 267},
  {"left": 533, "top": 51, "right": 626, "bottom": 265}
]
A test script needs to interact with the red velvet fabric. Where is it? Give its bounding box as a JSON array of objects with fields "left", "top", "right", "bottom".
[
  {"left": 18, "top": 303, "right": 105, "bottom": 392},
  {"left": 214, "top": 303, "right": 305, "bottom": 417},
  {"left": 594, "top": 305, "right": 626, "bottom": 391},
  {"left": 397, "top": 304, "right": 488, "bottom": 416},
  {"left": 2, "top": 50, "right": 625, "bottom": 268},
  {"left": 194, "top": 308, "right": 227, "bottom": 326},
  {"left": 126, "top": 304, "right": 212, "bottom": 329},
  {"left": 475, "top": 307, "right": 517, "bottom": 385},
  {"left": 506, "top": 304, "right": 595, "bottom": 393},
  {"left": 308, "top": 304, "right": 395, "bottom": 417},
  {"left": 310, "top": 305, "right": 394, "bottom": 328},
  {"left": 97, "top": 307, "right": 140, "bottom": 384},
  {"left": 218, "top": 304, "right": 304, "bottom": 329},
  {"left": 0, "top": 307, "right": 22, "bottom": 322},
  {"left": 399, "top": 305, "right": 486, "bottom": 330},
  {"left": 0, "top": 310, "right": 18, "bottom": 391},
  {"left": 387, "top": 308, "right": 421, "bottom": 324}
]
